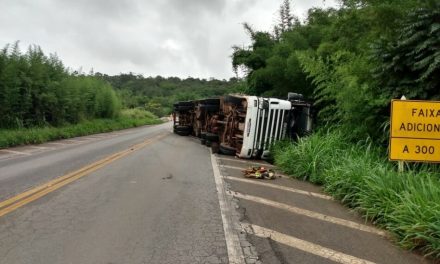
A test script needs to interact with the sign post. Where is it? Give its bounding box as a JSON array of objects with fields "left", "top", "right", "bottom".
[{"left": 389, "top": 99, "right": 440, "bottom": 164}]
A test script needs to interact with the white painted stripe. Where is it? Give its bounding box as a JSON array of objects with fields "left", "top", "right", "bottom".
[
  {"left": 210, "top": 151, "right": 246, "bottom": 264},
  {"left": 249, "top": 224, "right": 376, "bottom": 264},
  {"left": 0, "top": 149, "right": 31, "bottom": 155},
  {"left": 233, "top": 192, "right": 386, "bottom": 237},
  {"left": 29, "top": 146, "right": 55, "bottom": 150},
  {"left": 217, "top": 156, "right": 275, "bottom": 168},
  {"left": 220, "top": 165, "right": 287, "bottom": 178},
  {"left": 225, "top": 177, "right": 333, "bottom": 200},
  {"left": 83, "top": 135, "right": 106, "bottom": 139},
  {"left": 46, "top": 142, "right": 69, "bottom": 146},
  {"left": 62, "top": 139, "right": 82, "bottom": 143}
]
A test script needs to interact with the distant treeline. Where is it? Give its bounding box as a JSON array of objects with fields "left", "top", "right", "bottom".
[
  {"left": 0, "top": 43, "right": 120, "bottom": 128},
  {"left": 0, "top": 42, "right": 240, "bottom": 128},
  {"left": 96, "top": 73, "right": 241, "bottom": 117},
  {"left": 232, "top": 0, "right": 439, "bottom": 143}
]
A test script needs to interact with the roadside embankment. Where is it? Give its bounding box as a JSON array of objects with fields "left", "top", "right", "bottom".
[
  {"left": 0, "top": 109, "right": 162, "bottom": 149},
  {"left": 273, "top": 129, "right": 440, "bottom": 259}
]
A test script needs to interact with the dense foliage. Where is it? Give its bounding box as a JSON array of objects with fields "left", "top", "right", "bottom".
[
  {"left": 97, "top": 73, "right": 241, "bottom": 117},
  {"left": 0, "top": 43, "right": 121, "bottom": 128},
  {"left": 273, "top": 131, "right": 440, "bottom": 257},
  {"left": 0, "top": 42, "right": 238, "bottom": 129},
  {"left": 0, "top": 109, "right": 160, "bottom": 148},
  {"left": 232, "top": 0, "right": 439, "bottom": 142},
  {"left": 238, "top": 0, "right": 440, "bottom": 258}
]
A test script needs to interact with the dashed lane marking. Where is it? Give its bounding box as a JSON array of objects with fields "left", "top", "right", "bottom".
[
  {"left": 225, "top": 176, "right": 333, "bottom": 200},
  {"left": 220, "top": 165, "right": 287, "bottom": 178},
  {"left": 29, "top": 146, "right": 55, "bottom": 151},
  {"left": 233, "top": 192, "right": 386, "bottom": 237},
  {"left": 62, "top": 139, "right": 83, "bottom": 143},
  {"left": 249, "top": 224, "right": 376, "bottom": 264},
  {"left": 0, "top": 149, "right": 31, "bottom": 156},
  {"left": 0, "top": 133, "right": 168, "bottom": 218},
  {"left": 210, "top": 151, "right": 246, "bottom": 264},
  {"left": 46, "top": 142, "right": 70, "bottom": 146},
  {"left": 216, "top": 156, "right": 275, "bottom": 168}
]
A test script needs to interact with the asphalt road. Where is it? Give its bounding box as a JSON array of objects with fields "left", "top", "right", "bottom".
[
  {"left": 0, "top": 123, "right": 228, "bottom": 264},
  {"left": 0, "top": 122, "right": 434, "bottom": 264}
]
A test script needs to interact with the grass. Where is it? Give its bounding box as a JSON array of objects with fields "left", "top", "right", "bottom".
[
  {"left": 0, "top": 109, "right": 162, "bottom": 148},
  {"left": 273, "top": 130, "right": 440, "bottom": 258}
]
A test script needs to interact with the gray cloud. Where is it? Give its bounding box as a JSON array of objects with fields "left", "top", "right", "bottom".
[{"left": 0, "top": 0, "right": 338, "bottom": 79}]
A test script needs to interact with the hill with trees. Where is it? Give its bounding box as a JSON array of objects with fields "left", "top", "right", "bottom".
[
  {"left": 235, "top": 0, "right": 440, "bottom": 258},
  {"left": 96, "top": 73, "right": 240, "bottom": 117}
]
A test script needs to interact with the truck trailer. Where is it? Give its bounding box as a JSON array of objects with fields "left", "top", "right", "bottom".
[{"left": 173, "top": 93, "right": 311, "bottom": 159}]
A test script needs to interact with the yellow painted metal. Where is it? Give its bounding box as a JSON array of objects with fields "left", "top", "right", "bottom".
[
  {"left": 391, "top": 100, "right": 440, "bottom": 139},
  {"left": 390, "top": 100, "right": 440, "bottom": 162},
  {"left": 390, "top": 137, "right": 440, "bottom": 162}
]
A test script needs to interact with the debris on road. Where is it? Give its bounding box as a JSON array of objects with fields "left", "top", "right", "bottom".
[{"left": 242, "top": 166, "right": 277, "bottom": 180}]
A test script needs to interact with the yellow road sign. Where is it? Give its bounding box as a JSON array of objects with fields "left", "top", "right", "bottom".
[
  {"left": 390, "top": 137, "right": 440, "bottom": 162},
  {"left": 390, "top": 100, "right": 440, "bottom": 162}
]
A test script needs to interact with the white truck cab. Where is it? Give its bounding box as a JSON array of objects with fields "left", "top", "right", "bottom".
[{"left": 238, "top": 96, "right": 292, "bottom": 159}]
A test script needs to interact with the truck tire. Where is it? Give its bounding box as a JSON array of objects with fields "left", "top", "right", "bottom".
[
  {"left": 177, "top": 101, "right": 193, "bottom": 106},
  {"left": 219, "top": 143, "right": 236, "bottom": 156},
  {"left": 211, "top": 142, "right": 220, "bottom": 154},
  {"left": 204, "top": 98, "right": 220, "bottom": 105},
  {"left": 205, "top": 132, "right": 219, "bottom": 142},
  {"left": 174, "top": 125, "right": 191, "bottom": 136},
  {"left": 223, "top": 95, "right": 242, "bottom": 105},
  {"left": 176, "top": 105, "right": 193, "bottom": 111},
  {"left": 200, "top": 104, "right": 219, "bottom": 112}
]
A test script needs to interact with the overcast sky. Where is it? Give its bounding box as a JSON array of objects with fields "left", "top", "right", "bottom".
[{"left": 1, "top": 0, "right": 339, "bottom": 79}]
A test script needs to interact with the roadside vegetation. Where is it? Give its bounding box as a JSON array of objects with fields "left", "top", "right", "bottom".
[
  {"left": 0, "top": 43, "right": 163, "bottom": 147},
  {"left": 97, "top": 73, "right": 241, "bottom": 117},
  {"left": 233, "top": 0, "right": 440, "bottom": 258},
  {"left": 0, "top": 42, "right": 238, "bottom": 148},
  {"left": 273, "top": 132, "right": 440, "bottom": 257},
  {"left": 0, "top": 109, "right": 161, "bottom": 148}
]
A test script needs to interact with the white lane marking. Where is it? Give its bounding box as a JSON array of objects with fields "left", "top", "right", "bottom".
[
  {"left": 210, "top": 151, "right": 246, "bottom": 264},
  {"left": 46, "top": 142, "right": 70, "bottom": 146},
  {"left": 29, "top": 146, "right": 55, "bottom": 150},
  {"left": 82, "top": 135, "right": 106, "bottom": 139},
  {"left": 62, "top": 139, "right": 82, "bottom": 143},
  {"left": 220, "top": 165, "right": 287, "bottom": 178},
  {"left": 217, "top": 156, "right": 275, "bottom": 168},
  {"left": 233, "top": 192, "right": 386, "bottom": 237},
  {"left": 0, "top": 149, "right": 31, "bottom": 155},
  {"left": 249, "top": 224, "right": 376, "bottom": 264},
  {"left": 225, "top": 177, "right": 333, "bottom": 200}
]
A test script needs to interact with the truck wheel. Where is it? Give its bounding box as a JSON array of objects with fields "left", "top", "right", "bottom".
[
  {"left": 204, "top": 98, "right": 220, "bottom": 105},
  {"left": 211, "top": 142, "right": 220, "bottom": 154},
  {"left": 200, "top": 104, "right": 219, "bottom": 112},
  {"left": 205, "top": 140, "right": 212, "bottom": 147},
  {"left": 174, "top": 125, "right": 191, "bottom": 136},
  {"left": 223, "top": 95, "right": 242, "bottom": 105},
  {"left": 205, "top": 133, "right": 219, "bottom": 142},
  {"left": 177, "top": 105, "right": 193, "bottom": 111},
  {"left": 219, "top": 144, "right": 236, "bottom": 156}
]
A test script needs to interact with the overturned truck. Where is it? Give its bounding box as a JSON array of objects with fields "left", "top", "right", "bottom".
[{"left": 173, "top": 93, "right": 312, "bottom": 159}]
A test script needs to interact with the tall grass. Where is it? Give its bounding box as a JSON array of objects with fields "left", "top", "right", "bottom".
[
  {"left": 0, "top": 109, "right": 161, "bottom": 148},
  {"left": 273, "top": 130, "right": 440, "bottom": 258}
]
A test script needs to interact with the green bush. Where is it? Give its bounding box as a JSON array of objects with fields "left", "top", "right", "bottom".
[
  {"left": 0, "top": 110, "right": 161, "bottom": 148},
  {"left": 0, "top": 43, "right": 122, "bottom": 128},
  {"left": 273, "top": 129, "right": 440, "bottom": 257}
]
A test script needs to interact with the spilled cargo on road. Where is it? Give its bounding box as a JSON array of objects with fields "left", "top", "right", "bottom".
[{"left": 172, "top": 93, "right": 312, "bottom": 159}]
